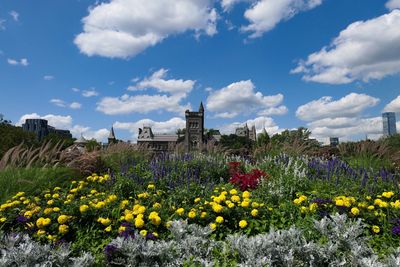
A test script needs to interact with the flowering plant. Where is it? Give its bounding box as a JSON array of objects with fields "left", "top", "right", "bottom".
[{"left": 228, "top": 162, "right": 268, "bottom": 191}]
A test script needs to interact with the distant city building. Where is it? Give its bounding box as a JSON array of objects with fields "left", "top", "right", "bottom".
[
  {"left": 330, "top": 137, "right": 339, "bottom": 147},
  {"left": 382, "top": 112, "right": 397, "bottom": 136},
  {"left": 235, "top": 123, "right": 257, "bottom": 141},
  {"left": 22, "top": 119, "right": 72, "bottom": 140}
]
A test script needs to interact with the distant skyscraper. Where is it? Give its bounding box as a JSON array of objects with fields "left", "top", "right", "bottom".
[
  {"left": 382, "top": 112, "right": 397, "bottom": 136},
  {"left": 329, "top": 137, "right": 339, "bottom": 147}
]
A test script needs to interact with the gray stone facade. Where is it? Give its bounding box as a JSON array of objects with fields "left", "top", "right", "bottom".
[
  {"left": 22, "top": 119, "right": 72, "bottom": 140},
  {"left": 235, "top": 123, "right": 257, "bottom": 141},
  {"left": 184, "top": 102, "right": 205, "bottom": 152}
]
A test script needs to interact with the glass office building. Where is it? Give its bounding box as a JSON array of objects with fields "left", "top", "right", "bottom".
[{"left": 382, "top": 112, "right": 397, "bottom": 136}]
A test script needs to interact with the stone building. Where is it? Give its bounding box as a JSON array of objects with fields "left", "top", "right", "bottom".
[
  {"left": 22, "top": 119, "right": 72, "bottom": 140},
  {"left": 137, "top": 126, "right": 178, "bottom": 152},
  {"left": 235, "top": 123, "right": 257, "bottom": 141},
  {"left": 108, "top": 126, "right": 117, "bottom": 145},
  {"left": 137, "top": 102, "right": 205, "bottom": 153},
  {"left": 184, "top": 102, "right": 205, "bottom": 152}
]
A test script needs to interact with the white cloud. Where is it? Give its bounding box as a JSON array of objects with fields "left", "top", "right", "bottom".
[
  {"left": 7, "top": 58, "right": 28, "bottom": 66},
  {"left": 97, "top": 94, "right": 191, "bottom": 115},
  {"left": 292, "top": 10, "right": 400, "bottom": 84},
  {"left": 114, "top": 117, "right": 186, "bottom": 140},
  {"left": 50, "top": 99, "right": 82, "bottom": 110},
  {"left": 128, "top": 68, "right": 195, "bottom": 97},
  {"left": 309, "top": 116, "right": 383, "bottom": 142},
  {"left": 18, "top": 113, "right": 109, "bottom": 142},
  {"left": 218, "top": 116, "right": 283, "bottom": 135},
  {"left": 82, "top": 89, "right": 99, "bottom": 97},
  {"left": 257, "top": 105, "right": 288, "bottom": 116},
  {"left": 74, "top": 0, "right": 218, "bottom": 58},
  {"left": 72, "top": 88, "right": 80, "bottom": 92},
  {"left": 50, "top": 99, "right": 66, "bottom": 108},
  {"left": 221, "top": 0, "right": 249, "bottom": 11},
  {"left": 383, "top": 95, "right": 400, "bottom": 112},
  {"left": 70, "top": 102, "right": 82, "bottom": 109},
  {"left": 296, "top": 93, "right": 379, "bottom": 121},
  {"left": 206, "top": 80, "right": 287, "bottom": 118},
  {"left": 241, "top": 0, "right": 323, "bottom": 38},
  {"left": 9, "top": 11, "right": 19, "bottom": 22},
  {"left": 43, "top": 75, "right": 55, "bottom": 81},
  {"left": 386, "top": 0, "right": 400, "bottom": 10}
]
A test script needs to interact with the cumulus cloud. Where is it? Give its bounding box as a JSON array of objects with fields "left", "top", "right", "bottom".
[
  {"left": 50, "top": 99, "right": 82, "bottom": 109},
  {"left": 221, "top": 0, "right": 249, "bottom": 11},
  {"left": 43, "top": 75, "right": 55, "bottom": 81},
  {"left": 296, "top": 93, "right": 379, "bottom": 121},
  {"left": 7, "top": 58, "right": 28, "bottom": 66},
  {"left": 74, "top": 0, "right": 218, "bottom": 58},
  {"left": 114, "top": 117, "right": 186, "bottom": 140},
  {"left": 296, "top": 93, "right": 384, "bottom": 142},
  {"left": 242, "top": 0, "right": 323, "bottom": 38},
  {"left": 383, "top": 95, "right": 400, "bottom": 112},
  {"left": 128, "top": 68, "right": 195, "bottom": 97},
  {"left": 218, "top": 116, "right": 283, "bottom": 135},
  {"left": 17, "top": 113, "right": 108, "bottom": 142},
  {"left": 292, "top": 10, "right": 400, "bottom": 84},
  {"left": 206, "top": 80, "right": 287, "bottom": 118},
  {"left": 9, "top": 11, "right": 19, "bottom": 21},
  {"left": 386, "top": 0, "right": 400, "bottom": 10},
  {"left": 82, "top": 89, "right": 99, "bottom": 97},
  {"left": 72, "top": 88, "right": 80, "bottom": 92},
  {"left": 97, "top": 94, "right": 191, "bottom": 115}
]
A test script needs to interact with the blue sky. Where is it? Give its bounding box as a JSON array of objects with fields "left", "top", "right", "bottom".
[{"left": 1, "top": 0, "right": 400, "bottom": 143}]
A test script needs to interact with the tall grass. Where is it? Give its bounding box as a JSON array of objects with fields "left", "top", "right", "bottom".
[{"left": 0, "top": 167, "right": 80, "bottom": 203}]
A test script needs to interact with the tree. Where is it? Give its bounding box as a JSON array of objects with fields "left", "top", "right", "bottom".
[
  {"left": 86, "top": 139, "right": 101, "bottom": 152},
  {"left": 0, "top": 114, "right": 11, "bottom": 125},
  {"left": 0, "top": 123, "right": 37, "bottom": 158},
  {"left": 256, "top": 131, "right": 270, "bottom": 147}
]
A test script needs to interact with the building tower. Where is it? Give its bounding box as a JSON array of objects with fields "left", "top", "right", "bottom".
[
  {"left": 382, "top": 112, "right": 397, "bottom": 136},
  {"left": 249, "top": 125, "right": 257, "bottom": 141},
  {"left": 22, "top": 119, "right": 49, "bottom": 141},
  {"left": 185, "top": 102, "right": 205, "bottom": 152},
  {"left": 108, "top": 126, "right": 117, "bottom": 144}
]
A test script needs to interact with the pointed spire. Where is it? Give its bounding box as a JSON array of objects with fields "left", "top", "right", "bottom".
[
  {"left": 199, "top": 101, "right": 204, "bottom": 112},
  {"left": 108, "top": 126, "right": 116, "bottom": 139}
]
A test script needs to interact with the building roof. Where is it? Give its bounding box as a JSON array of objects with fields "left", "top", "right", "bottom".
[
  {"left": 138, "top": 134, "right": 178, "bottom": 142},
  {"left": 74, "top": 135, "right": 88, "bottom": 144},
  {"left": 109, "top": 126, "right": 116, "bottom": 139}
]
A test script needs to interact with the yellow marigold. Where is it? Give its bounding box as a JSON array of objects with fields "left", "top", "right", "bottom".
[
  {"left": 140, "top": 230, "right": 147, "bottom": 237},
  {"left": 382, "top": 191, "right": 394, "bottom": 198},
  {"left": 300, "top": 206, "right": 308, "bottom": 214},
  {"left": 200, "top": 212, "right": 207, "bottom": 218},
  {"left": 176, "top": 208, "right": 185, "bottom": 216},
  {"left": 293, "top": 199, "right": 301, "bottom": 205},
  {"left": 309, "top": 203, "right": 318, "bottom": 213},
  {"left": 210, "top": 223, "right": 217, "bottom": 230},
  {"left": 95, "top": 201, "right": 105, "bottom": 209},
  {"left": 59, "top": 224, "right": 69, "bottom": 234},
  {"left": 367, "top": 205, "right": 375, "bottom": 210},
  {"left": 231, "top": 195, "right": 240, "bottom": 203},
  {"left": 0, "top": 217, "right": 6, "bottom": 223},
  {"left": 379, "top": 201, "right": 389, "bottom": 208},
  {"left": 147, "top": 184, "right": 155, "bottom": 190},
  {"left": 151, "top": 216, "right": 161, "bottom": 226},
  {"left": 47, "top": 235, "right": 56, "bottom": 242},
  {"left": 105, "top": 226, "right": 112, "bottom": 232},
  {"left": 241, "top": 201, "right": 250, "bottom": 208},
  {"left": 299, "top": 195, "right": 307, "bottom": 202},
  {"left": 351, "top": 207, "right": 360, "bottom": 216},
  {"left": 194, "top": 197, "right": 201, "bottom": 203},
  {"left": 24, "top": 211, "right": 33, "bottom": 218},
  {"left": 242, "top": 191, "right": 251, "bottom": 199},
  {"left": 58, "top": 215, "right": 70, "bottom": 225},
  {"left": 16, "top": 192, "right": 25, "bottom": 197},
  {"left": 153, "top": 202, "right": 161, "bottom": 209},
  {"left": 135, "top": 218, "right": 145, "bottom": 228},
  {"left": 251, "top": 209, "right": 258, "bottom": 217},
  {"left": 47, "top": 200, "right": 54, "bottom": 206},
  {"left": 366, "top": 196, "right": 372, "bottom": 200},
  {"left": 98, "top": 217, "right": 111, "bottom": 226},
  {"left": 118, "top": 226, "right": 126, "bottom": 233},
  {"left": 215, "top": 216, "right": 224, "bottom": 224},
  {"left": 212, "top": 204, "right": 224, "bottom": 213},
  {"left": 52, "top": 193, "right": 60, "bottom": 199},
  {"left": 374, "top": 199, "right": 382, "bottom": 205},
  {"left": 52, "top": 207, "right": 60, "bottom": 212},
  {"left": 188, "top": 211, "right": 196, "bottom": 219},
  {"left": 152, "top": 232, "right": 159, "bottom": 237},
  {"left": 79, "top": 205, "right": 89, "bottom": 213},
  {"left": 108, "top": 195, "right": 118, "bottom": 202},
  {"left": 239, "top": 220, "right": 248, "bottom": 228},
  {"left": 125, "top": 213, "right": 134, "bottom": 223},
  {"left": 335, "top": 199, "right": 344, "bottom": 206},
  {"left": 44, "top": 194, "right": 51, "bottom": 199},
  {"left": 252, "top": 202, "right": 259, "bottom": 208},
  {"left": 37, "top": 229, "right": 46, "bottom": 235},
  {"left": 372, "top": 225, "right": 380, "bottom": 234},
  {"left": 229, "top": 189, "right": 238, "bottom": 195}
]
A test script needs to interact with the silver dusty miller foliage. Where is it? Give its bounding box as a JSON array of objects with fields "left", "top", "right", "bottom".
[{"left": 0, "top": 232, "right": 94, "bottom": 267}]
